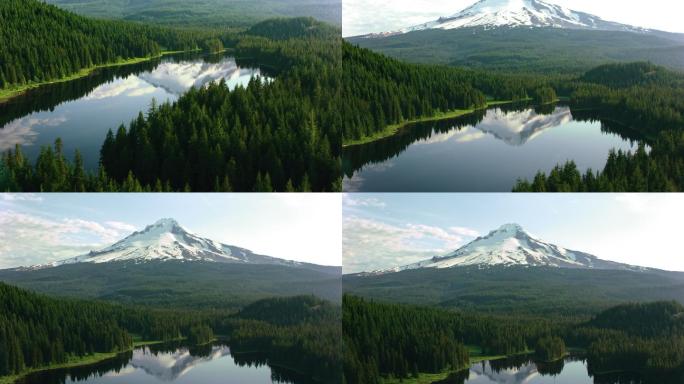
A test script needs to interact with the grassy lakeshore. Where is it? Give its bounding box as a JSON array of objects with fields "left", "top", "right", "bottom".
[
  {"left": 380, "top": 345, "right": 535, "bottom": 384},
  {"left": 0, "top": 339, "right": 173, "bottom": 384},
  {"left": 342, "top": 100, "right": 523, "bottom": 148},
  {"left": 0, "top": 49, "right": 199, "bottom": 103}
]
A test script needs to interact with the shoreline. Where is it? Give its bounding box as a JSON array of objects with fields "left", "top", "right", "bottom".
[
  {"left": 0, "top": 49, "right": 200, "bottom": 104},
  {"left": 342, "top": 99, "right": 530, "bottom": 148},
  {"left": 0, "top": 339, "right": 174, "bottom": 384}
]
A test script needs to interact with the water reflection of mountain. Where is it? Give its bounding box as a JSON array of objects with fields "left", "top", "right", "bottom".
[
  {"left": 342, "top": 103, "right": 647, "bottom": 178},
  {"left": 123, "top": 345, "right": 232, "bottom": 381},
  {"left": 138, "top": 60, "right": 264, "bottom": 95},
  {"left": 0, "top": 53, "right": 266, "bottom": 135}
]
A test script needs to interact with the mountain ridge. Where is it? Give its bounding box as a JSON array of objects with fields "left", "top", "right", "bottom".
[
  {"left": 371, "top": 223, "right": 645, "bottom": 274},
  {"left": 360, "top": 0, "right": 648, "bottom": 38},
  {"left": 23, "top": 218, "right": 326, "bottom": 270}
]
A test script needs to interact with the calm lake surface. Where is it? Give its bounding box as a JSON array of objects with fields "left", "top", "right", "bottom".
[
  {"left": 0, "top": 53, "right": 266, "bottom": 170},
  {"left": 343, "top": 104, "right": 646, "bottom": 192},
  {"left": 16, "top": 342, "right": 315, "bottom": 384},
  {"left": 437, "top": 356, "right": 684, "bottom": 384}
]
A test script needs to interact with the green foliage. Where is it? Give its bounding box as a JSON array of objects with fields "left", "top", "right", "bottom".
[
  {"left": 343, "top": 295, "right": 471, "bottom": 383},
  {"left": 224, "top": 297, "right": 343, "bottom": 383},
  {"left": 581, "top": 62, "right": 681, "bottom": 88},
  {"left": 534, "top": 336, "right": 566, "bottom": 362},
  {"left": 532, "top": 86, "right": 557, "bottom": 104},
  {"left": 187, "top": 325, "right": 214, "bottom": 345},
  {"left": 247, "top": 17, "right": 339, "bottom": 40}
]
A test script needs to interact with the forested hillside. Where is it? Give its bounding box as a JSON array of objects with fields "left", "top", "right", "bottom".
[
  {"left": 342, "top": 43, "right": 557, "bottom": 145},
  {"left": 0, "top": 0, "right": 216, "bottom": 92},
  {"left": 343, "top": 295, "right": 566, "bottom": 383},
  {"left": 343, "top": 295, "right": 684, "bottom": 383},
  {"left": 45, "top": 0, "right": 341, "bottom": 27},
  {"left": 348, "top": 27, "right": 684, "bottom": 73}
]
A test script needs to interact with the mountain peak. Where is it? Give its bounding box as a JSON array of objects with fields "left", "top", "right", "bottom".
[
  {"left": 495, "top": 223, "right": 524, "bottom": 233},
  {"left": 45, "top": 219, "right": 300, "bottom": 268},
  {"left": 384, "top": 223, "right": 643, "bottom": 273},
  {"left": 399, "top": 0, "right": 645, "bottom": 33},
  {"left": 152, "top": 218, "right": 179, "bottom": 227}
]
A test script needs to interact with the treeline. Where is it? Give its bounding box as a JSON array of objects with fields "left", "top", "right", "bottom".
[
  {"left": 341, "top": 42, "right": 557, "bottom": 144},
  {"left": 534, "top": 336, "right": 566, "bottom": 362},
  {"left": 342, "top": 295, "right": 565, "bottom": 383},
  {"left": 0, "top": 0, "right": 230, "bottom": 90},
  {"left": 1, "top": 17, "right": 341, "bottom": 192},
  {"left": 219, "top": 295, "right": 343, "bottom": 383},
  {"left": 0, "top": 283, "right": 130, "bottom": 376},
  {"left": 343, "top": 295, "right": 470, "bottom": 384},
  {"left": 571, "top": 302, "right": 684, "bottom": 374}
]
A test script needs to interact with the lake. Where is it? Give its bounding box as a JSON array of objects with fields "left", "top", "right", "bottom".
[
  {"left": 434, "top": 355, "right": 684, "bottom": 384},
  {"left": 15, "top": 341, "right": 316, "bottom": 384},
  {"left": 343, "top": 104, "right": 646, "bottom": 192},
  {"left": 0, "top": 53, "right": 267, "bottom": 170}
]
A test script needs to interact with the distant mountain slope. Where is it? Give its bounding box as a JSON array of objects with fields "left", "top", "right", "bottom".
[
  {"left": 44, "top": 0, "right": 341, "bottom": 27},
  {"left": 344, "top": 266, "right": 684, "bottom": 316},
  {"left": 383, "top": 223, "right": 641, "bottom": 273},
  {"left": 0, "top": 260, "right": 341, "bottom": 308},
  {"left": 348, "top": 27, "right": 684, "bottom": 73}
]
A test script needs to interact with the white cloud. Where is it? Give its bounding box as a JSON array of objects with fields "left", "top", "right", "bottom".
[
  {"left": 0, "top": 194, "right": 44, "bottom": 202},
  {"left": 343, "top": 216, "right": 477, "bottom": 273},
  {"left": 343, "top": 194, "right": 387, "bottom": 208},
  {"left": 0, "top": 116, "right": 68, "bottom": 151},
  {"left": 0, "top": 211, "right": 136, "bottom": 268}
]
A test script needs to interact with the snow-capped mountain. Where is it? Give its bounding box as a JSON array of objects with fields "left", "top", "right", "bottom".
[
  {"left": 385, "top": 223, "right": 642, "bottom": 273},
  {"left": 398, "top": 0, "right": 646, "bottom": 34},
  {"left": 47, "top": 218, "right": 299, "bottom": 267}
]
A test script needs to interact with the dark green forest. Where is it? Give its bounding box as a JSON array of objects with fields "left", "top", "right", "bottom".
[
  {"left": 0, "top": 282, "right": 342, "bottom": 383},
  {"left": 342, "top": 42, "right": 555, "bottom": 144},
  {"left": 0, "top": 0, "right": 225, "bottom": 91},
  {"left": 348, "top": 27, "right": 684, "bottom": 73},
  {"left": 1, "top": 0, "right": 342, "bottom": 192},
  {"left": 44, "top": 0, "right": 341, "bottom": 27},
  {"left": 343, "top": 295, "right": 684, "bottom": 382}
]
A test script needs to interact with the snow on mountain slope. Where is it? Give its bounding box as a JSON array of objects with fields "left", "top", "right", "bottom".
[
  {"left": 383, "top": 223, "right": 642, "bottom": 273},
  {"left": 49, "top": 218, "right": 299, "bottom": 267},
  {"left": 399, "top": 0, "right": 647, "bottom": 33}
]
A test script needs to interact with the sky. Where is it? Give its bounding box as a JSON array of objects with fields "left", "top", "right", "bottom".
[
  {"left": 343, "top": 193, "right": 684, "bottom": 273},
  {"left": 343, "top": 0, "right": 684, "bottom": 36},
  {"left": 0, "top": 193, "right": 341, "bottom": 269}
]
